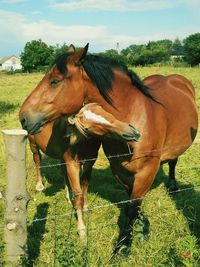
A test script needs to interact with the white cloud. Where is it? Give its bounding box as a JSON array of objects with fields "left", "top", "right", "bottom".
[
  {"left": 0, "top": 9, "right": 199, "bottom": 55},
  {"left": 22, "top": 20, "right": 108, "bottom": 46},
  {"left": 0, "top": 10, "right": 26, "bottom": 43},
  {"left": 49, "top": 0, "right": 175, "bottom": 12},
  {"left": 0, "top": 10, "right": 109, "bottom": 53}
]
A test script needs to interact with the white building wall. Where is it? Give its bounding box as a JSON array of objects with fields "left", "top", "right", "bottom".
[{"left": 0, "top": 56, "right": 22, "bottom": 71}]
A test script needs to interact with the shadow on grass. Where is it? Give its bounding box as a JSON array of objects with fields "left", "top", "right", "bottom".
[
  {"left": 26, "top": 202, "right": 49, "bottom": 267},
  {"left": 0, "top": 101, "right": 19, "bottom": 114},
  {"left": 153, "top": 165, "right": 200, "bottom": 245},
  {"left": 170, "top": 182, "right": 200, "bottom": 245}
]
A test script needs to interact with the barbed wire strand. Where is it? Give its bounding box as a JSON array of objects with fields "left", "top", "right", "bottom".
[
  {"left": 25, "top": 185, "right": 199, "bottom": 225},
  {"left": 17, "top": 141, "right": 198, "bottom": 170}
]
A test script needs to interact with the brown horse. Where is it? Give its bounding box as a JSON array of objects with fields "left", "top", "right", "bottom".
[
  {"left": 28, "top": 102, "right": 140, "bottom": 238},
  {"left": 19, "top": 44, "right": 198, "bottom": 246},
  {"left": 31, "top": 102, "right": 139, "bottom": 191}
]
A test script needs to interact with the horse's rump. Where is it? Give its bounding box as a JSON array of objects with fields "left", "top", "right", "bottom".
[
  {"left": 143, "top": 74, "right": 198, "bottom": 161},
  {"left": 143, "top": 74, "right": 195, "bottom": 100}
]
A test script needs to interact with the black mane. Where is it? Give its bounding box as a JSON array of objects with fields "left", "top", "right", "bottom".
[
  {"left": 53, "top": 52, "right": 71, "bottom": 74},
  {"left": 54, "top": 53, "right": 155, "bottom": 104}
]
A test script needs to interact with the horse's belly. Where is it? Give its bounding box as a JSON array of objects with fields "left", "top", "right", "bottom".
[{"left": 161, "top": 111, "right": 198, "bottom": 161}]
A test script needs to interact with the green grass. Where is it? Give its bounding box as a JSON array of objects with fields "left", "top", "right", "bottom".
[{"left": 0, "top": 67, "right": 200, "bottom": 266}]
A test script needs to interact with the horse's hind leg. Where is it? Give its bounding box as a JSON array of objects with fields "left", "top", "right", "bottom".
[
  {"left": 29, "top": 137, "right": 44, "bottom": 192},
  {"left": 167, "top": 158, "right": 178, "bottom": 192}
]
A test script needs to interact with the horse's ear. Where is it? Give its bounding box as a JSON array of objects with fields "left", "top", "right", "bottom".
[
  {"left": 68, "top": 43, "right": 89, "bottom": 65},
  {"left": 67, "top": 44, "right": 76, "bottom": 53}
]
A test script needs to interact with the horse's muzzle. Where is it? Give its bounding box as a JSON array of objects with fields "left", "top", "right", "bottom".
[
  {"left": 122, "top": 124, "right": 141, "bottom": 142},
  {"left": 19, "top": 111, "right": 46, "bottom": 134}
]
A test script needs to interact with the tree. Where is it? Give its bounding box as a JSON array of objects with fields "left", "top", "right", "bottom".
[
  {"left": 146, "top": 39, "right": 172, "bottom": 63},
  {"left": 121, "top": 44, "right": 146, "bottom": 65},
  {"left": 172, "top": 38, "right": 184, "bottom": 56},
  {"left": 183, "top": 33, "right": 200, "bottom": 65},
  {"left": 96, "top": 49, "right": 128, "bottom": 65},
  {"left": 20, "top": 39, "right": 53, "bottom": 72},
  {"left": 147, "top": 39, "right": 172, "bottom": 52}
]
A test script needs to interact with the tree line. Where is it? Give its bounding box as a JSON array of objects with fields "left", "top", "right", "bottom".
[{"left": 20, "top": 32, "right": 200, "bottom": 72}]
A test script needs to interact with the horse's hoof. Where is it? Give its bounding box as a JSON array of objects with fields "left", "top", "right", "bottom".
[
  {"left": 167, "top": 184, "right": 179, "bottom": 193},
  {"left": 167, "top": 180, "right": 178, "bottom": 193},
  {"left": 36, "top": 182, "right": 44, "bottom": 192},
  {"left": 114, "top": 245, "right": 131, "bottom": 257},
  {"left": 79, "top": 229, "right": 87, "bottom": 243}
]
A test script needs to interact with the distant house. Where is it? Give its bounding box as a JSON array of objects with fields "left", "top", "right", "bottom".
[{"left": 0, "top": 56, "right": 22, "bottom": 71}]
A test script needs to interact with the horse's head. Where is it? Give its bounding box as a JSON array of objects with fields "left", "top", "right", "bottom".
[
  {"left": 19, "top": 44, "right": 89, "bottom": 134},
  {"left": 67, "top": 103, "right": 140, "bottom": 143}
]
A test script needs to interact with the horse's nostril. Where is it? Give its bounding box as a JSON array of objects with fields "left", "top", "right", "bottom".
[{"left": 20, "top": 117, "right": 27, "bottom": 129}]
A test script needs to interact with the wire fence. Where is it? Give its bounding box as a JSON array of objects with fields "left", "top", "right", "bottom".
[
  {"left": 0, "top": 140, "right": 200, "bottom": 223},
  {"left": 0, "top": 138, "right": 200, "bottom": 266}
]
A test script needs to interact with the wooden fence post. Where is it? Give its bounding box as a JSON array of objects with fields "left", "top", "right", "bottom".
[{"left": 2, "top": 129, "right": 28, "bottom": 266}]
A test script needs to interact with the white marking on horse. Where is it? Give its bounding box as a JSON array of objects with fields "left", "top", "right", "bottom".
[{"left": 83, "top": 110, "right": 111, "bottom": 125}]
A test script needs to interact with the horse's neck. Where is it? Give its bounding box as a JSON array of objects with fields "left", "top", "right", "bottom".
[{"left": 85, "top": 74, "right": 150, "bottom": 122}]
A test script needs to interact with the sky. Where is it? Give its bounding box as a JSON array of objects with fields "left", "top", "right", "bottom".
[{"left": 0, "top": 0, "right": 200, "bottom": 56}]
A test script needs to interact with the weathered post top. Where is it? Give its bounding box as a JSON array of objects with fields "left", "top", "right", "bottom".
[{"left": 2, "top": 129, "right": 27, "bottom": 135}]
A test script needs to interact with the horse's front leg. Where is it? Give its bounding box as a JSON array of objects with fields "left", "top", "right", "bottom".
[
  {"left": 63, "top": 150, "right": 86, "bottom": 240},
  {"left": 29, "top": 136, "right": 44, "bottom": 192},
  {"left": 129, "top": 158, "right": 160, "bottom": 231},
  {"left": 118, "top": 157, "right": 160, "bottom": 251}
]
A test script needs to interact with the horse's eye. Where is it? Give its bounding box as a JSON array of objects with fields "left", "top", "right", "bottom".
[{"left": 50, "top": 79, "right": 60, "bottom": 86}]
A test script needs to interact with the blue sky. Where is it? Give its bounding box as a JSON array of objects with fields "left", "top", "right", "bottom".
[{"left": 0, "top": 0, "right": 200, "bottom": 56}]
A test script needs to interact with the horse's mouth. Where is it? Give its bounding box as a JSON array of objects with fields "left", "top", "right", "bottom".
[
  {"left": 123, "top": 124, "right": 140, "bottom": 142},
  {"left": 20, "top": 117, "right": 46, "bottom": 135},
  {"left": 122, "top": 132, "right": 140, "bottom": 142}
]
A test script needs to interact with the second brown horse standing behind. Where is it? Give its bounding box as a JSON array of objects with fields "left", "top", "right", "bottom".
[{"left": 29, "top": 103, "right": 140, "bottom": 238}]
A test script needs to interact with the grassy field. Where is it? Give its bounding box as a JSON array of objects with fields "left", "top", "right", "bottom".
[{"left": 0, "top": 67, "right": 200, "bottom": 266}]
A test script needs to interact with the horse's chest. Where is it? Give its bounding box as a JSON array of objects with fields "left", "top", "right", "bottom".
[{"left": 45, "top": 135, "right": 69, "bottom": 159}]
